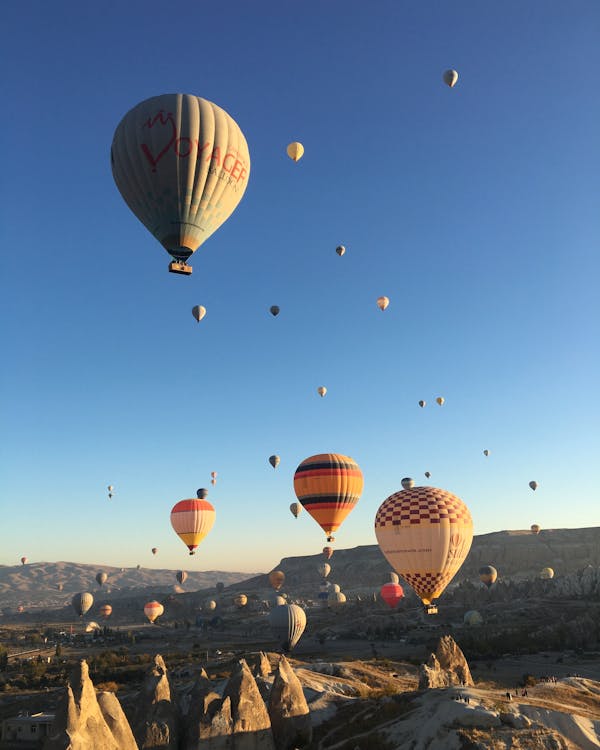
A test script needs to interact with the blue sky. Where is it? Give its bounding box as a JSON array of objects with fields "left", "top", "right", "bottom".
[{"left": 1, "top": 1, "right": 599, "bottom": 574}]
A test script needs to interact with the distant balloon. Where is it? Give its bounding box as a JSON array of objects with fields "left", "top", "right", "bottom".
[
  {"left": 144, "top": 601, "right": 164, "bottom": 623},
  {"left": 380, "top": 582, "right": 404, "bottom": 609},
  {"left": 436, "top": 397, "right": 445, "bottom": 406},
  {"left": 294, "top": 453, "right": 364, "bottom": 542},
  {"left": 286, "top": 142, "right": 304, "bottom": 161},
  {"left": 418, "top": 400, "right": 426, "bottom": 408},
  {"left": 192, "top": 305, "right": 206, "bottom": 323},
  {"left": 204, "top": 599, "right": 217, "bottom": 611},
  {"left": 270, "top": 305, "right": 280, "bottom": 317},
  {"left": 211, "top": 478, "right": 217, "bottom": 486},
  {"left": 401, "top": 477, "right": 415, "bottom": 490},
  {"left": 530, "top": 524, "right": 541, "bottom": 534},
  {"left": 56, "top": 583, "right": 64, "bottom": 592},
  {"left": 17, "top": 605, "right": 25, "bottom": 614},
  {"left": 330, "top": 583, "right": 341, "bottom": 593},
  {"left": 317, "top": 386, "right": 327, "bottom": 397},
  {"left": 137, "top": 564, "right": 141, "bottom": 570},
  {"left": 269, "top": 570, "right": 285, "bottom": 591},
  {"left": 443, "top": 69, "right": 459, "bottom": 88},
  {"left": 289, "top": 502, "right": 302, "bottom": 519},
  {"left": 389, "top": 572, "right": 399, "bottom": 584},
  {"left": 540, "top": 567, "right": 554, "bottom": 580},
  {"left": 424, "top": 471, "right": 431, "bottom": 479},
  {"left": 72, "top": 592, "right": 94, "bottom": 617},
  {"left": 464, "top": 610, "right": 483, "bottom": 626},
  {"left": 20, "top": 557, "right": 27, "bottom": 566},
  {"left": 197, "top": 488, "right": 209, "bottom": 499},
  {"left": 99, "top": 604, "right": 113, "bottom": 619},
  {"left": 322, "top": 546, "right": 334, "bottom": 560},
  {"left": 328, "top": 591, "right": 346, "bottom": 606},
  {"left": 483, "top": 449, "right": 490, "bottom": 457},
  {"left": 269, "top": 603, "right": 306, "bottom": 651},
  {"left": 176, "top": 570, "right": 188, "bottom": 585},
  {"left": 376, "top": 296, "right": 389, "bottom": 311},
  {"left": 479, "top": 565, "right": 497, "bottom": 588},
  {"left": 269, "top": 455, "right": 280, "bottom": 469},
  {"left": 270, "top": 595, "right": 286, "bottom": 607},
  {"left": 96, "top": 572, "right": 108, "bottom": 587},
  {"left": 336, "top": 245, "right": 346, "bottom": 257},
  {"left": 234, "top": 594, "right": 247, "bottom": 608},
  {"left": 170, "top": 489, "right": 216, "bottom": 555},
  {"left": 318, "top": 563, "right": 331, "bottom": 578},
  {"left": 529, "top": 481, "right": 538, "bottom": 491},
  {"left": 211, "top": 472, "right": 217, "bottom": 479},
  {"left": 152, "top": 547, "right": 158, "bottom": 556}
]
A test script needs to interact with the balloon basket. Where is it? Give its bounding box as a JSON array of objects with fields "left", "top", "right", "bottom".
[
  {"left": 169, "top": 261, "right": 192, "bottom": 275},
  {"left": 425, "top": 605, "right": 438, "bottom": 615}
]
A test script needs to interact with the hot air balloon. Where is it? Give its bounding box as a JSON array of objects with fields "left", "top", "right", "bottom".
[
  {"left": 269, "top": 603, "right": 306, "bottom": 651},
  {"left": 137, "top": 564, "right": 141, "bottom": 570},
  {"left": 176, "top": 570, "right": 188, "bottom": 585},
  {"left": 211, "top": 478, "right": 216, "bottom": 486},
  {"left": 424, "top": 471, "right": 431, "bottom": 479},
  {"left": 85, "top": 621, "right": 101, "bottom": 633},
  {"left": 286, "top": 142, "right": 304, "bottom": 161},
  {"left": 289, "top": 502, "right": 302, "bottom": 519},
  {"left": 464, "top": 610, "right": 483, "bottom": 626},
  {"left": 269, "top": 455, "right": 280, "bottom": 469},
  {"left": 152, "top": 547, "right": 158, "bottom": 556},
  {"left": 530, "top": 524, "right": 541, "bottom": 534},
  {"left": 540, "top": 567, "right": 554, "bottom": 580},
  {"left": 418, "top": 401, "right": 426, "bottom": 408},
  {"left": 270, "top": 306, "right": 280, "bottom": 317},
  {"left": 72, "top": 592, "right": 94, "bottom": 617},
  {"left": 107, "top": 485, "right": 114, "bottom": 499},
  {"left": 204, "top": 599, "right": 217, "bottom": 611},
  {"left": 483, "top": 450, "right": 490, "bottom": 457},
  {"left": 170, "top": 489, "right": 216, "bottom": 555},
  {"left": 380, "top": 582, "right": 404, "bottom": 609},
  {"left": 56, "top": 583, "right": 64, "bottom": 592},
  {"left": 294, "top": 453, "right": 364, "bottom": 542},
  {"left": 389, "top": 572, "right": 399, "bottom": 584},
  {"left": 270, "top": 594, "right": 286, "bottom": 607},
  {"left": 376, "top": 296, "right": 389, "bottom": 311},
  {"left": 328, "top": 590, "right": 346, "bottom": 606},
  {"left": 318, "top": 563, "right": 331, "bottom": 578},
  {"left": 99, "top": 604, "right": 113, "bottom": 619},
  {"left": 436, "top": 397, "right": 445, "bottom": 406},
  {"left": 322, "top": 546, "right": 334, "bottom": 560},
  {"left": 479, "top": 565, "right": 497, "bottom": 588},
  {"left": 318, "top": 582, "right": 331, "bottom": 601},
  {"left": 17, "top": 605, "right": 25, "bottom": 614},
  {"left": 111, "top": 94, "right": 250, "bottom": 275},
  {"left": 336, "top": 245, "right": 346, "bottom": 256},
  {"left": 192, "top": 305, "right": 206, "bottom": 322},
  {"left": 211, "top": 472, "right": 217, "bottom": 480},
  {"left": 144, "top": 601, "right": 164, "bottom": 623},
  {"left": 96, "top": 572, "right": 108, "bottom": 587},
  {"left": 20, "top": 557, "right": 27, "bottom": 566},
  {"left": 269, "top": 570, "right": 285, "bottom": 591},
  {"left": 234, "top": 594, "right": 247, "bottom": 608},
  {"left": 330, "top": 584, "right": 341, "bottom": 593},
  {"left": 529, "top": 481, "right": 538, "bottom": 491},
  {"left": 317, "top": 386, "right": 327, "bottom": 398},
  {"left": 401, "top": 477, "right": 415, "bottom": 490},
  {"left": 375, "top": 485, "right": 473, "bottom": 614},
  {"left": 443, "top": 69, "right": 459, "bottom": 88}
]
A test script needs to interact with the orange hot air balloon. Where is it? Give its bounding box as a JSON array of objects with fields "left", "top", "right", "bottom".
[
  {"left": 269, "top": 570, "right": 285, "bottom": 591},
  {"left": 375, "top": 485, "right": 473, "bottom": 614},
  {"left": 144, "top": 601, "right": 164, "bottom": 623},
  {"left": 99, "top": 604, "right": 113, "bottom": 619},
  {"left": 376, "top": 296, "right": 389, "bottom": 311},
  {"left": 380, "top": 582, "right": 404, "bottom": 609},
  {"left": 294, "top": 453, "right": 363, "bottom": 542},
  {"left": 170, "top": 490, "right": 216, "bottom": 555},
  {"left": 322, "top": 546, "right": 334, "bottom": 560},
  {"left": 20, "top": 557, "right": 27, "bottom": 565}
]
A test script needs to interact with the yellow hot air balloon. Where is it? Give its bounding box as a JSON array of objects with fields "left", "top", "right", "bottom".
[
  {"left": 234, "top": 594, "right": 247, "bottom": 608},
  {"left": 443, "top": 69, "right": 459, "bottom": 88},
  {"left": 478, "top": 565, "right": 497, "bottom": 588},
  {"left": 436, "top": 397, "right": 445, "bottom": 406},
  {"left": 170, "top": 490, "right": 216, "bottom": 555},
  {"left": 540, "top": 567, "right": 554, "bottom": 580},
  {"left": 375, "top": 485, "right": 473, "bottom": 614},
  {"left": 111, "top": 94, "right": 250, "bottom": 275},
  {"left": 268, "top": 570, "right": 285, "bottom": 591},
  {"left": 294, "top": 453, "right": 364, "bottom": 542},
  {"left": 192, "top": 305, "right": 206, "bottom": 322},
  {"left": 376, "top": 296, "right": 389, "bottom": 311},
  {"left": 317, "top": 386, "right": 327, "bottom": 398},
  {"left": 144, "top": 600, "right": 164, "bottom": 623},
  {"left": 286, "top": 142, "right": 304, "bottom": 161}
]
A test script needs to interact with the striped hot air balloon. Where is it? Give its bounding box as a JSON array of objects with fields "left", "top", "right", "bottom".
[
  {"left": 293, "top": 453, "right": 363, "bottom": 542},
  {"left": 99, "top": 604, "right": 113, "bottom": 619},
  {"left": 375, "top": 485, "right": 473, "bottom": 614},
  {"left": 144, "top": 601, "right": 164, "bottom": 623},
  {"left": 269, "top": 603, "right": 306, "bottom": 651},
  {"left": 170, "top": 490, "right": 216, "bottom": 555}
]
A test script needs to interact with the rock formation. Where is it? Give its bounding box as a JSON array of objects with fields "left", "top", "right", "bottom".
[
  {"left": 254, "top": 651, "right": 272, "bottom": 678},
  {"left": 223, "top": 658, "right": 275, "bottom": 749},
  {"left": 267, "top": 655, "right": 312, "bottom": 749},
  {"left": 43, "top": 660, "right": 137, "bottom": 750},
  {"left": 185, "top": 668, "right": 233, "bottom": 750},
  {"left": 132, "top": 654, "right": 179, "bottom": 750},
  {"left": 418, "top": 635, "right": 474, "bottom": 689}
]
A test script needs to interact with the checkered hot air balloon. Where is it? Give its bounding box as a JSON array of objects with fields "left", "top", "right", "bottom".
[
  {"left": 170, "top": 489, "right": 216, "bottom": 555},
  {"left": 294, "top": 453, "right": 364, "bottom": 542},
  {"left": 374, "top": 485, "right": 473, "bottom": 614}
]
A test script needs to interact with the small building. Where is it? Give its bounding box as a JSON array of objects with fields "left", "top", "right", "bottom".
[{"left": 1, "top": 712, "right": 55, "bottom": 748}]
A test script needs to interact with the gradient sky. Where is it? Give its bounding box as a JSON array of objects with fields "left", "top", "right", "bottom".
[{"left": 1, "top": 1, "right": 599, "bottom": 574}]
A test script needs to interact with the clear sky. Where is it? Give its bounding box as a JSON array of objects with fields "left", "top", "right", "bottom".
[{"left": 1, "top": 1, "right": 599, "bottom": 574}]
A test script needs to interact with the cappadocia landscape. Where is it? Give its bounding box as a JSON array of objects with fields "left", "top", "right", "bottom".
[{"left": 1, "top": 2, "right": 599, "bottom": 748}]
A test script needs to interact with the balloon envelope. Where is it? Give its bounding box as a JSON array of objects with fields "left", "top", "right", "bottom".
[
  {"left": 111, "top": 94, "right": 250, "bottom": 266},
  {"left": 176, "top": 570, "right": 188, "bottom": 585},
  {"left": 99, "top": 604, "right": 113, "bottom": 619},
  {"left": 96, "top": 572, "right": 108, "bottom": 587},
  {"left": 389, "top": 572, "right": 399, "bottom": 584},
  {"left": 336, "top": 245, "right": 346, "bottom": 256},
  {"left": 152, "top": 548, "right": 158, "bottom": 555},
  {"left": 20, "top": 557, "right": 27, "bottom": 565},
  {"left": 170, "top": 493, "right": 216, "bottom": 554},
  {"left": 375, "top": 486, "right": 473, "bottom": 609},
  {"left": 464, "top": 610, "right": 483, "bottom": 626},
  {"left": 294, "top": 453, "right": 364, "bottom": 542},
  {"left": 483, "top": 450, "right": 490, "bottom": 457},
  {"left": 72, "top": 592, "right": 94, "bottom": 617},
  {"left": 318, "top": 563, "right": 331, "bottom": 578},
  {"left": 529, "top": 481, "right": 538, "bottom": 491},
  {"left": 479, "top": 565, "right": 497, "bottom": 588},
  {"left": 418, "top": 401, "right": 426, "bottom": 408},
  {"left": 269, "top": 603, "right": 306, "bottom": 651},
  {"left": 436, "top": 397, "right": 445, "bottom": 406},
  {"left": 380, "top": 582, "right": 404, "bottom": 609},
  {"left": 289, "top": 502, "right": 302, "bottom": 518},
  {"left": 322, "top": 546, "right": 334, "bottom": 560},
  {"left": 269, "top": 455, "right": 280, "bottom": 469},
  {"left": 234, "top": 594, "right": 247, "bottom": 608},
  {"left": 144, "top": 601, "right": 164, "bottom": 623},
  {"left": 443, "top": 69, "right": 459, "bottom": 88},
  {"left": 192, "top": 305, "right": 206, "bottom": 322},
  {"left": 377, "top": 296, "right": 389, "bottom": 311},
  {"left": 270, "top": 305, "right": 280, "bottom": 317},
  {"left": 540, "top": 567, "right": 554, "bottom": 580},
  {"left": 269, "top": 570, "right": 285, "bottom": 591},
  {"left": 531, "top": 524, "right": 541, "bottom": 534},
  {"left": 401, "top": 477, "right": 415, "bottom": 490},
  {"left": 286, "top": 142, "right": 304, "bottom": 161},
  {"left": 317, "top": 386, "right": 327, "bottom": 397}
]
